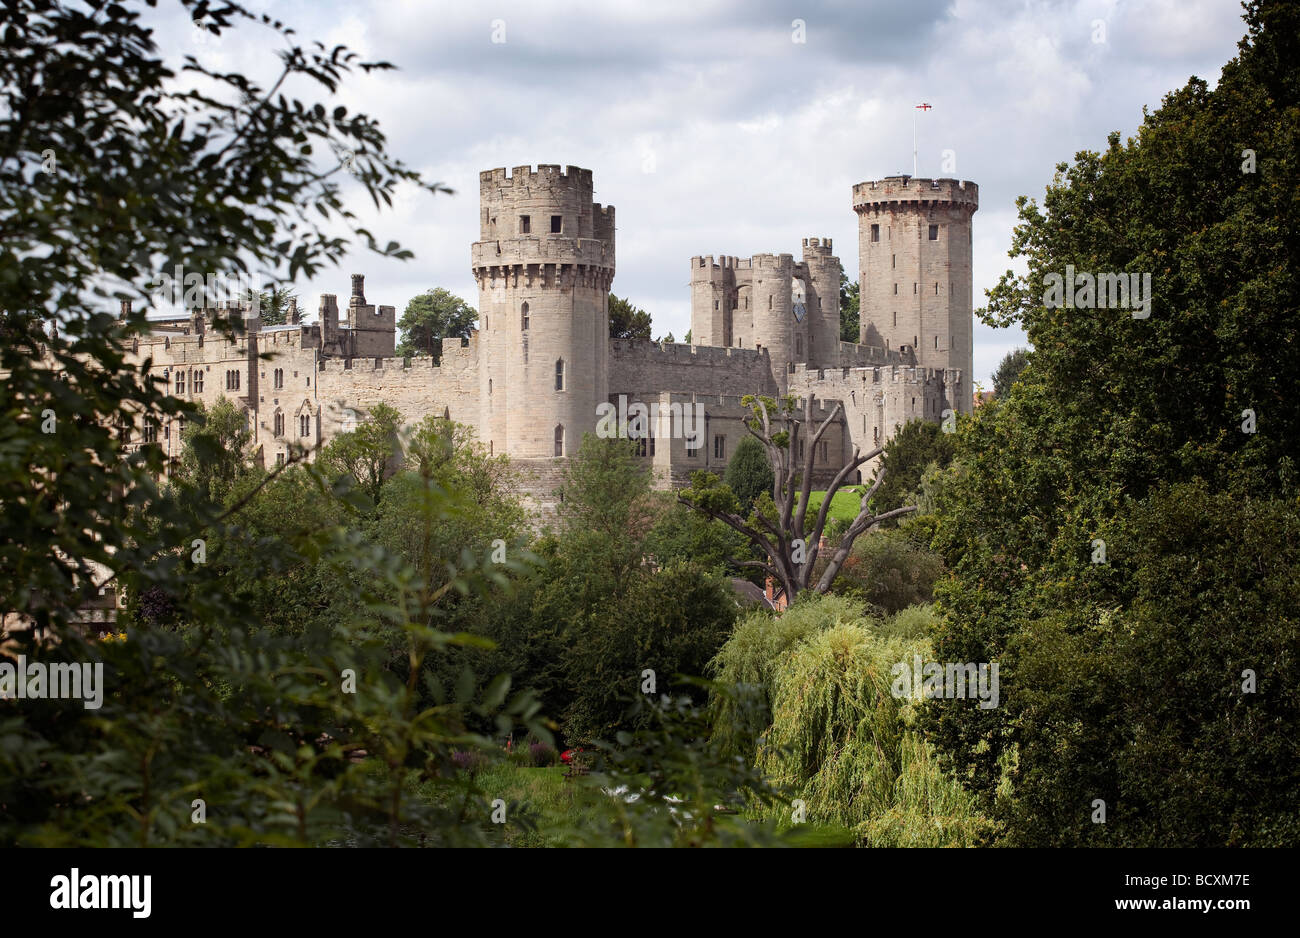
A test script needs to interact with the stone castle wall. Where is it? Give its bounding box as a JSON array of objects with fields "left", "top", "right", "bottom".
[
  {"left": 609, "top": 340, "right": 780, "bottom": 399},
  {"left": 53, "top": 164, "right": 978, "bottom": 522},
  {"left": 314, "top": 337, "right": 480, "bottom": 442}
]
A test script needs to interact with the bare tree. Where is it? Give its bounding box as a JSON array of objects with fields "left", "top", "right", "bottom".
[{"left": 680, "top": 393, "right": 915, "bottom": 604}]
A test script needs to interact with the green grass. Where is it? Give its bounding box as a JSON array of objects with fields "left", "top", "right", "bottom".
[
  {"left": 444, "top": 764, "right": 609, "bottom": 847},
  {"left": 411, "top": 762, "right": 859, "bottom": 847},
  {"left": 806, "top": 488, "right": 865, "bottom": 522}
]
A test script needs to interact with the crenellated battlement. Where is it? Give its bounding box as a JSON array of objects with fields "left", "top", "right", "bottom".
[
  {"left": 751, "top": 253, "right": 794, "bottom": 271},
  {"left": 853, "top": 175, "right": 979, "bottom": 212},
  {"left": 792, "top": 361, "right": 952, "bottom": 386},
  {"left": 610, "top": 338, "right": 770, "bottom": 364},
  {"left": 802, "top": 237, "right": 834, "bottom": 253},
  {"left": 318, "top": 333, "right": 479, "bottom": 374},
  {"left": 472, "top": 237, "right": 613, "bottom": 265},
  {"left": 480, "top": 164, "right": 594, "bottom": 190}
]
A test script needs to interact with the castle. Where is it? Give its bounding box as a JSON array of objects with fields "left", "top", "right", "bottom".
[{"left": 107, "top": 164, "right": 978, "bottom": 516}]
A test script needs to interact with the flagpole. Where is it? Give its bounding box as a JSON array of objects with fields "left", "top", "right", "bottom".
[{"left": 913, "top": 106, "right": 917, "bottom": 178}]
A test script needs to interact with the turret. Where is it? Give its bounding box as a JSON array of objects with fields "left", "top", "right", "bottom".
[
  {"left": 473, "top": 165, "right": 615, "bottom": 459},
  {"left": 854, "top": 176, "right": 978, "bottom": 412}
]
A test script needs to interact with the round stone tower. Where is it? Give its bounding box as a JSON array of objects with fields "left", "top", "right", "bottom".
[
  {"left": 854, "top": 176, "right": 978, "bottom": 412},
  {"left": 749, "top": 252, "right": 796, "bottom": 391},
  {"left": 801, "top": 237, "right": 842, "bottom": 369},
  {"left": 472, "top": 164, "right": 615, "bottom": 458}
]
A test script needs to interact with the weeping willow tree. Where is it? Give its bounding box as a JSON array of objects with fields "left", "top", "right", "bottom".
[
  {"left": 716, "top": 595, "right": 992, "bottom": 847},
  {"left": 707, "top": 594, "right": 865, "bottom": 762}
]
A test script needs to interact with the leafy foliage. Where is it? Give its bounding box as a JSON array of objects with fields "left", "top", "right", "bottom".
[
  {"left": 839, "top": 271, "right": 860, "bottom": 343},
  {"left": 991, "top": 347, "right": 1030, "bottom": 398},
  {"left": 724, "top": 435, "right": 774, "bottom": 516},
  {"left": 395, "top": 288, "right": 477, "bottom": 362},
  {"left": 608, "top": 294, "right": 652, "bottom": 341},
  {"left": 869, "top": 419, "right": 956, "bottom": 517},
  {"left": 926, "top": 0, "right": 1300, "bottom": 845}
]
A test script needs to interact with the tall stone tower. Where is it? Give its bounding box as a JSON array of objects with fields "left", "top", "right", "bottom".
[
  {"left": 749, "top": 253, "right": 796, "bottom": 389},
  {"left": 472, "top": 165, "right": 615, "bottom": 458},
  {"left": 801, "top": 237, "right": 841, "bottom": 368},
  {"left": 854, "top": 176, "right": 978, "bottom": 412}
]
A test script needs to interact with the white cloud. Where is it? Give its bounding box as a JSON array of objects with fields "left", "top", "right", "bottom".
[{"left": 154, "top": 0, "right": 1245, "bottom": 383}]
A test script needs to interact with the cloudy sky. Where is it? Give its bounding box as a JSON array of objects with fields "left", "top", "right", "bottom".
[{"left": 158, "top": 0, "right": 1246, "bottom": 384}]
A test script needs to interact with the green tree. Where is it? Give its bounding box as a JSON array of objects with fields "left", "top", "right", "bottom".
[
  {"left": 320, "top": 402, "right": 404, "bottom": 503},
  {"left": 396, "top": 288, "right": 477, "bottom": 362},
  {"left": 991, "top": 347, "right": 1030, "bottom": 398},
  {"left": 925, "top": 0, "right": 1300, "bottom": 845},
  {"left": 823, "top": 527, "right": 944, "bottom": 614},
  {"left": 643, "top": 495, "right": 755, "bottom": 581},
  {"left": 0, "top": 0, "right": 579, "bottom": 850},
  {"left": 243, "top": 286, "right": 298, "bottom": 326},
  {"left": 839, "top": 271, "right": 860, "bottom": 343},
  {"left": 724, "top": 434, "right": 774, "bottom": 516},
  {"left": 869, "top": 419, "right": 956, "bottom": 516},
  {"left": 608, "top": 294, "right": 652, "bottom": 340},
  {"left": 175, "top": 397, "right": 254, "bottom": 504}
]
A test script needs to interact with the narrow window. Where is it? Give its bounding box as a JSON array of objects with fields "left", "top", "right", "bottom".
[
  {"left": 550, "top": 215, "right": 562, "bottom": 233},
  {"left": 194, "top": 371, "right": 203, "bottom": 393},
  {"left": 893, "top": 311, "right": 897, "bottom": 327},
  {"left": 521, "top": 302, "right": 529, "bottom": 331},
  {"left": 520, "top": 215, "right": 530, "bottom": 234},
  {"left": 934, "top": 335, "right": 939, "bottom": 349},
  {"left": 553, "top": 425, "right": 564, "bottom": 457},
  {"left": 555, "top": 358, "right": 564, "bottom": 391},
  {"left": 894, "top": 284, "right": 898, "bottom": 295},
  {"left": 935, "top": 282, "right": 939, "bottom": 295},
  {"left": 892, "top": 254, "right": 896, "bottom": 269},
  {"left": 713, "top": 434, "right": 725, "bottom": 459},
  {"left": 929, "top": 224, "right": 939, "bottom": 240},
  {"left": 175, "top": 371, "right": 185, "bottom": 394},
  {"left": 769, "top": 295, "right": 773, "bottom": 309},
  {"left": 488, "top": 378, "right": 493, "bottom": 396},
  {"left": 276, "top": 452, "right": 285, "bottom": 467},
  {"left": 870, "top": 223, "right": 880, "bottom": 242}
]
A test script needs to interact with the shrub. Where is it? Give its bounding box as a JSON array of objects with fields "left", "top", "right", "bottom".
[
  {"left": 708, "top": 593, "right": 867, "bottom": 761},
  {"left": 724, "top": 435, "right": 774, "bottom": 516},
  {"left": 758, "top": 621, "right": 990, "bottom": 846},
  {"left": 528, "top": 741, "right": 559, "bottom": 767},
  {"left": 827, "top": 528, "right": 944, "bottom": 614}
]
